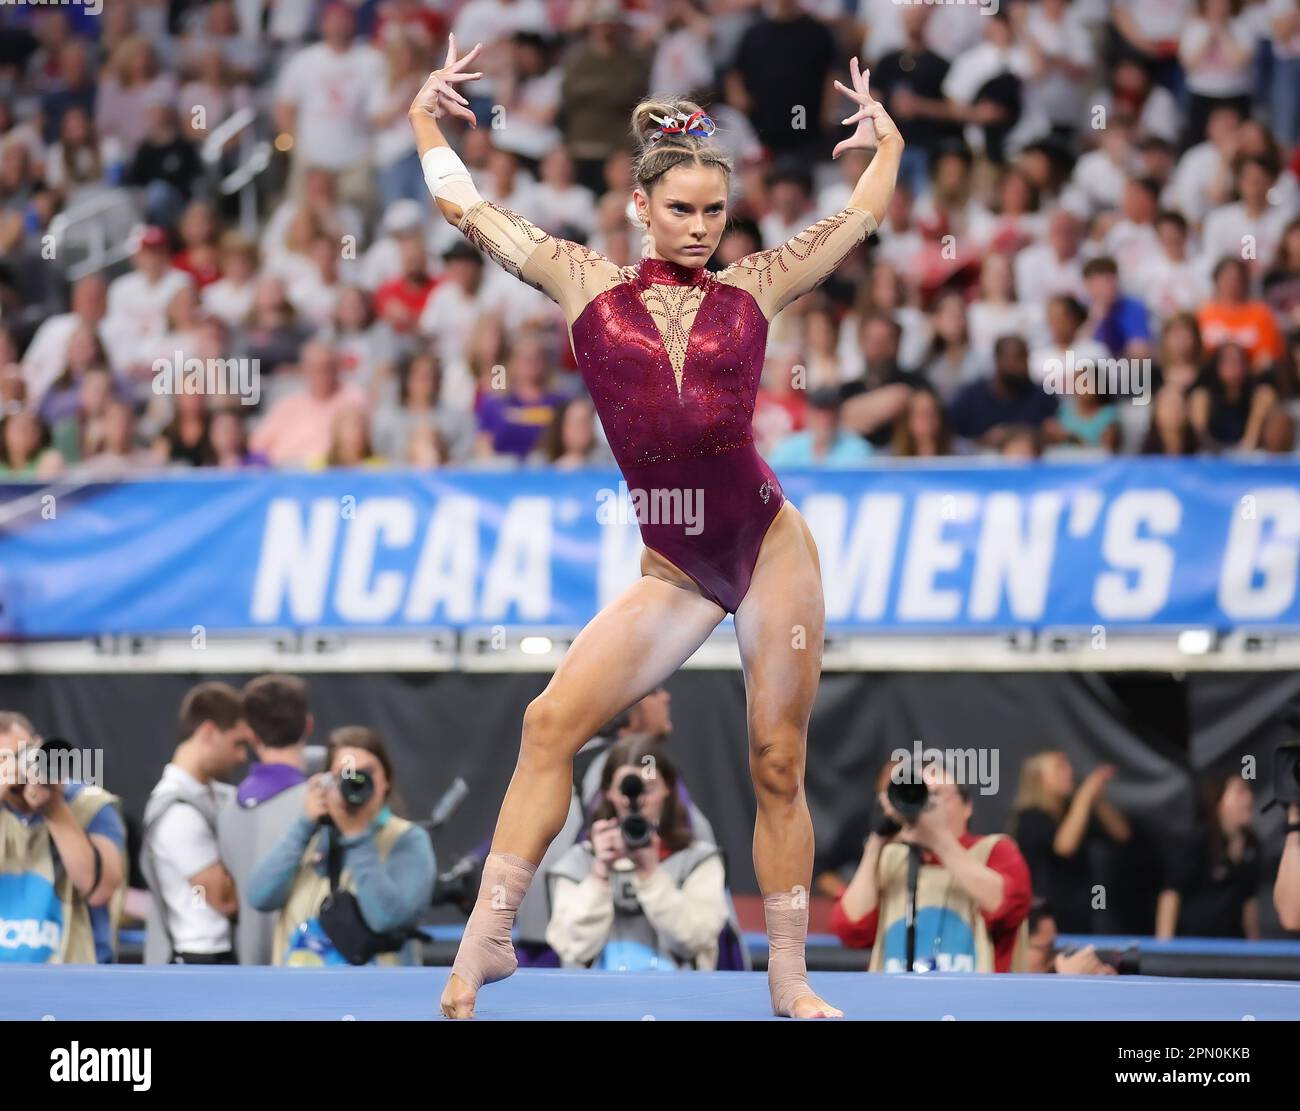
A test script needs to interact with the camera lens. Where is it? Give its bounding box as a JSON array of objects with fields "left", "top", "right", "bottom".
[
  {"left": 887, "top": 778, "right": 928, "bottom": 823},
  {"left": 338, "top": 770, "right": 374, "bottom": 809}
]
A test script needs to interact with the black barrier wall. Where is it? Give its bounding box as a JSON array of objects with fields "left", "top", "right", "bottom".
[{"left": 2, "top": 670, "right": 1298, "bottom": 935}]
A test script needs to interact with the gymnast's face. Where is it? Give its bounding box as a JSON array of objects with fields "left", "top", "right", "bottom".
[{"left": 636, "top": 163, "right": 728, "bottom": 269}]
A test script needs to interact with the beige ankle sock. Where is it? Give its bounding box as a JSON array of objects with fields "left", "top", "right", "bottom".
[
  {"left": 450, "top": 851, "right": 537, "bottom": 991},
  {"left": 764, "top": 890, "right": 814, "bottom": 1016}
]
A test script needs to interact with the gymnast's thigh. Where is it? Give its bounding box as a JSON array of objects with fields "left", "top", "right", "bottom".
[{"left": 733, "top": 501, "right": 825, "bottom": 727}]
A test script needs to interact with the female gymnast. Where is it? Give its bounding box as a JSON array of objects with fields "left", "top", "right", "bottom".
[{"left": 410, "top": 33, "right": 902, "bottom": 1019}]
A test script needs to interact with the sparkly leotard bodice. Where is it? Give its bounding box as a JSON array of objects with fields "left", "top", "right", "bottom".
[
  {"left": 459, "top": 198, "right": 878, "bottom": 612},
  {"left": 572, "top": 257, "right": 768, "bottom": 468}
]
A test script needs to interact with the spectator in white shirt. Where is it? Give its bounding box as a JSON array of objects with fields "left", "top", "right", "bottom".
[
  {"left": 202, "top": 233, "right": 260, "bottom": 329},
  {"left": 1178, "top": 0, "right": 1257, "bottom": 147},
  {"left": 969, "top": 251, "right": 1047, "bottom": 358},
  {"left": 21, "top": 274, "right": 111, "bottom": 403},
  {"left": 143, "top": 682, "right": 251, "bottom": 964},
  {"left": 1020, "top": 0, "right": 1094, "bottom": 141},
  {"left": 261, "top": 167, "right": 366, "bottom": 267},
  {"left": 1133, "top": 210, "right": 1213, "bottom": 321},
  {"left": 1063, "top": 118, "right": 1137, "bottom": 219},
  {"left": 1202, "top": 155, "right": 1298, "bottom": 275},
  {"left": 533, "top": 148, "right": 597, "bottom": 241},
  {"left": 418, "top": 241, "right": 517, "bottom": 411},
  {"left": 1089, "top": 58, "right": 1183, "bottom": 148},
  {"left": 939, "top": 10, "right": 1045, "bottom": 163},
  {"left": 489, "top": 32, "right": 565, "bottom": 165},
  {"left": 273, "top": 2, "right": 384, "bottom": 218},
  {"left": 452, "top": 0, "right": 553, "bottom": 119},
  {"left": 1104, "top": 177, "right": 1163, "bottom": 282},
  {"left": 1167, "top": 103, "right": 1243, "bottom": 226},
  {"left": 103, "top": 226, "right": 195, "bottom": 381},
  {"left": 368, "top": 30, "right": 430, "bottom": 214},
  {"left": 1015, "top": 208, "right": 1088, "bottom": 308},
  {"left": 1030, "top": 294, "right": 1112, "bottom": 385},
  {"left": 759, "top": 168, "right": 818, "bottom": 251},
  {"left": 1112, "top": 0, "right": 1193, "bottom": 91}
]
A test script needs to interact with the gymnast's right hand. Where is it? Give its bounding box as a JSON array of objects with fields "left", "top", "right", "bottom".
[
  {"left": 590, "top": 817, "right": 626, "bottom": 880},
  {"left": 409, "top": 32, "right": 484, "bottom": 127}
]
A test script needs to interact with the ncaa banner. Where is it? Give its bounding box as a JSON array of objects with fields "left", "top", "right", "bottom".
[{"left": 0, "top": 460, "right": 1296, "bottom": 637}]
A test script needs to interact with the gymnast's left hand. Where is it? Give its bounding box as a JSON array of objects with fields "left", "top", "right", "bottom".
[{"left": 833, "top": 57, "right": 902, "bottom": 158}]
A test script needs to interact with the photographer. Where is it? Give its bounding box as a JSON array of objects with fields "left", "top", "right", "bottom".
[
  {"left": 544, "top": 736, "right": 729, "bottom": 971},
  {"left": 247, "top": 726, "right": 435, "bottom": 966},
  {"left": 829, "top": 757, "right": 1032, "bottom": 972},
  {"left": 1276, "top": 803, "right": 1300, "bottom": 931},
  {"left": 0, "top": 711, "right": 126, "bottom": 963}
]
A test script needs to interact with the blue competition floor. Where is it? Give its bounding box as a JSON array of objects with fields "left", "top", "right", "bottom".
[{"left": 6, "top": 966, "right": 1299, "bottom": 1021}]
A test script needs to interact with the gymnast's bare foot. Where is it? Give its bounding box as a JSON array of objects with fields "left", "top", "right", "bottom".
[
  {"left": 440, "top": 971, "right": 478, "bottom": 1019},
  {"left": 785, "top": 992, "right": 844, "bottom": 1019}
]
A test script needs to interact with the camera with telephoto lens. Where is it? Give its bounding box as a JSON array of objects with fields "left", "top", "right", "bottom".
[
  {"left": 883, "top": 752, "right": 930, "bottom": 828},
  {"left": 1274, "top": 705, "right": 1300, "bottom": 807},
  {"left": 617, "top": 772, "right": 655, "bottom": 849},
  {"left": 321, "top": 769, "right": 375, "bottom": 811},
  {"left": 21, "top": 736, "right": 75, "bottom": 784}
]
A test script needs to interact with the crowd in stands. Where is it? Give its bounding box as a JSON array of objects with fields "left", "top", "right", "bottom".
[{"left": 1, "top": 0, "right": 1299, "bottom": 479}]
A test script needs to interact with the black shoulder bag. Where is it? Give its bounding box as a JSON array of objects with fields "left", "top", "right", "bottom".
[{"left": 317, "top": 823, "right": 422, "bottom": 966}]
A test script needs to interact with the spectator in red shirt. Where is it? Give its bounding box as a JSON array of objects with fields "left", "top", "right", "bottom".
[
  {"left": 373, "top": 226, "right": 440, "bottom": 335},
  {"left": 829, "top": 759, "right": 1032, "bottom": 973}
]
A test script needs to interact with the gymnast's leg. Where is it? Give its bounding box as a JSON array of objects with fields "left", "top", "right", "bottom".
[
  {"left": 440, "top": 567, "right": 724, "bottom": 1018},
  {"left": 734, "top": 501, "right": 842, "bottom": 1019}
]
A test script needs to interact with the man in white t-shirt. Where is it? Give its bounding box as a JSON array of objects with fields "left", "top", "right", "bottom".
[
  {"left": 451, "top": 0, "right": 552, "bottom": 110},
  {"left": 273, "top": 3, "right": 384, "bottom": 217},
  {"left": 1015, "top": 209, "right": 1088, "bottom": 307},
  {"left": 1131, "top": 210, "right": 1212, "bottom": 321},
  {"left": 1166, "top": 104, "right": 1242, "bottom": 226},
  {"left": 21, "top": 274, "right": 114, "bottom": 402},
  {"left": 142, "top": 682, "right": 251, "bottom": 964},
  {"left": 417, "top": 241, "right": 533, "bottom": 411},
  {"left": 1202, "top": 156, "right": 1298, "bottom": 273},
  {"left": 102, "top": 225, "right": 195, "bottom": 379}
]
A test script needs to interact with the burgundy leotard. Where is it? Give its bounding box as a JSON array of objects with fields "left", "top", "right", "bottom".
[
  {"left": 457, "top": 197, "right": 877, "bottom": 613},
  {"left": 571, "top": 256, "right": 782, "bottom": 613}
]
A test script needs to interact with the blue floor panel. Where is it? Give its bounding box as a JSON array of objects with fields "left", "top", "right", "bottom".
[{"left": 5, "top": 966, "right": 1299, "bottom": 1021}]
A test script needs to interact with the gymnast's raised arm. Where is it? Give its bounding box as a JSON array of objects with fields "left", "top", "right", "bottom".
[
  {"left": 408, "top": 35, "right": 620, "bottom": 324},
  {"left": 716, "top": 57, "right": 903, "bottom": 320}
]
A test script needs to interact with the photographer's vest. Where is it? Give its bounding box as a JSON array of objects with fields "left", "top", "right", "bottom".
[
  {"left": 272, "top": 815, "right": 417, "bottom": 967},
  {"left": 0, "top": 786, "right": 123, "bottom": 964},
  {"left": 547, "top": 840, "right": 722, "bottom": 971},
  {"left": 869, "top": 834, "right": 1029, "bottom": 974}
]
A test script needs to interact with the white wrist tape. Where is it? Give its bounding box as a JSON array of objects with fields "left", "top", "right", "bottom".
[{"left": 421, "top": 146, "right": 483, "bottom": 213}]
